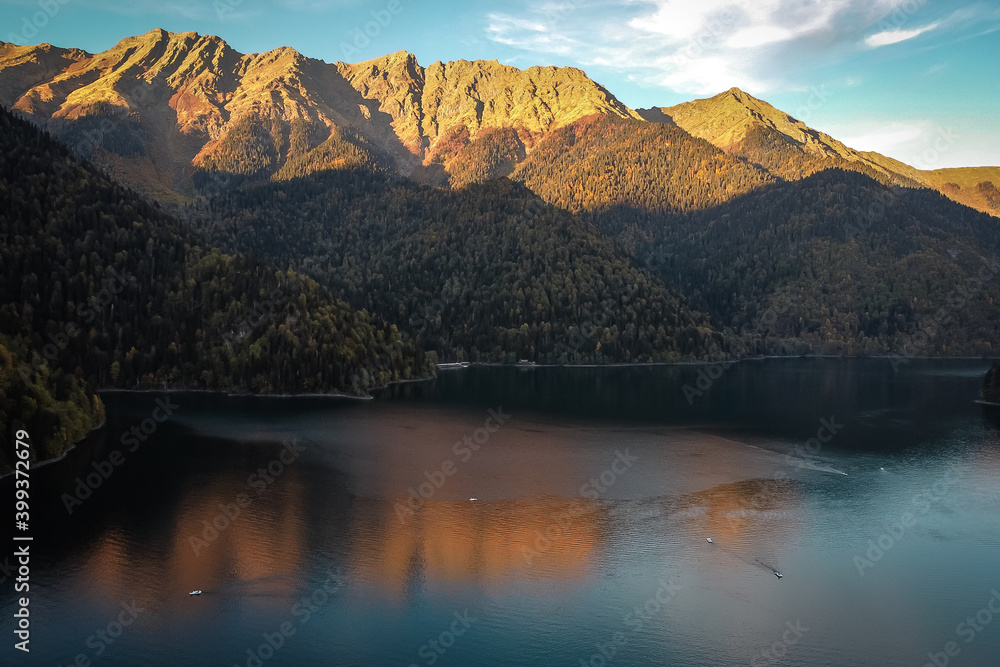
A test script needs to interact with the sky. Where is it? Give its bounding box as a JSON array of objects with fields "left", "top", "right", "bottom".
[{"left": 2, "top": 0, "right": 999, "bottom": 168}]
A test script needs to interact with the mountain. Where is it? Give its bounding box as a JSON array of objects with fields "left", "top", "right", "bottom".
[
  {"left": 0, "top": 105, "right": 430, "bottom": 472},
  {"left": 3, "top": 30, "right": 996, "bottom": 217},
  {"left": 0, "top": 29, "right": 636, "bottom": 196},
  {"left": 510, "top": 114, "right": 774, "bottom": 218},
  {"left": 4, "top": 27, "right": 999, "bottom": 379},
  {"left": 644, "top": 88, "right": 1000, "bottom": 216},
  {"left": 192, "top": 167, "right": 729, "bottom": 364},
  {"left": 627, "top": 169, "right": 1000, "bottom": 356},
  {"left": 490, "top": 112, "right": 1000, "bottom": 355}
]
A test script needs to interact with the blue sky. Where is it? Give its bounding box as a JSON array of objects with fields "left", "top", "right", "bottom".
[{"left": 2, "top": 0, "right": 998, "bottom": 168}]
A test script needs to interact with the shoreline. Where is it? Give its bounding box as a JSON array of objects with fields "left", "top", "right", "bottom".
[
  {"left": 97, "top": 372, "right": 438, "bottom": 400},
  {"left": 98, "top": 387, "right": 376, "bottom": 401},
  {"left": 0, "top": 417, "right": 107, "bottom": 480},
  {"left": 434, "top": 354, "right": 1000, "bottom": 369},
  {"left": 7, "top": 356, "right": 995, "bottom": 478},
  {"left": 1, "top": 374, "right": 437, "bottom": 477}
]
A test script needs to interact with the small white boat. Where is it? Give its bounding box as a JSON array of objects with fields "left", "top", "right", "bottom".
[
  {"left": 706, "top": 538, "right": 713, "bottom": 544},
  {"left": 189, "top": 590, "right": 202, "bottom": 595},
  {"left": 469, "top": 498, "right": 478, "bottom": 501},
  {"left": 774, "top": 572, "right": 783, "bottom": 579}
]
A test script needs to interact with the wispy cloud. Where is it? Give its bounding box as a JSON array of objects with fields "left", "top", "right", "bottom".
[
  {"left": 485, "top": 13, "right": 580, "bottom": 55},
  {"left": 829, "top": 118, "right": 999, "bottom": 169},
  {"left": 865, "top": 22, "right": 940, "bottom": 48},
  {"left": 482, "top": 0, "right": 958, "bottom": 95}
]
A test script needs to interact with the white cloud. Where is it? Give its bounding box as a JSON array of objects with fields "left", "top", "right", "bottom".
[
  {"left": 485, "top": 12, "right": 579, "bottom": 56},
  {"left": 727, "top": 26, "right": 794, "bottom": 49},
  {"left": 865, "top": 22, "right": 940, "bottom": 48},
  {"left": 482, "top": 0, "right": 939, "bottom": 96},
  {"left": 829, "top": 119, "right": 998, "bottom": 169},
  {"left": 839, "top": 121, "right": 929, "bottom": 153}
]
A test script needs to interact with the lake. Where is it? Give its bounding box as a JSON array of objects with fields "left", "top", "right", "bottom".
[{"left": 3, "top": 359, "right": 1000, "bottom": 666}]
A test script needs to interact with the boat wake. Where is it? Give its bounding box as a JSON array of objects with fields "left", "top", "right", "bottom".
[
  {"left": 705, "top": 538, "right": 784, "bottom": 579},
  {"left": 784, "top": 456, "right": 848, "bottom": 476},
  {"left": 199, "top": 573, "right": 301, "bottom": 598}
]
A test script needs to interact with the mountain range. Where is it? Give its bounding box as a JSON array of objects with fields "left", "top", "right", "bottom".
[
  {"left": 2, "top": 29, "right": 1000, "bottom": 467},
  {"left": 2, "top": 28, "right": 997, "bottom": 216}
]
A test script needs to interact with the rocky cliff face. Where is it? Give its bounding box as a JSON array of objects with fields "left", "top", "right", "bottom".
[
  {"left": 0, "top": 29, "right": 636, "bottom": 196},
  {"left": 2, "top": 29, "right": 996, "bottom": 215},
  {"left": 647, "top": 87, "right": 904, "bottom": 178}
]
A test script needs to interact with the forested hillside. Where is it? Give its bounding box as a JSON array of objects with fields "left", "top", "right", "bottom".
[
  {"left": 727, "top": 125, "right": 919, "bottom": 187},
  {"left": 512, "top": 115, "right": 773, "bottom": 219},
  {"left": 0, "top": 106, "right": 430, "bottom": 471},
  {"left": 193, "top": 169, "right": 728, "bottom": 364},
  {"left": 626, "top": 170, "right": 1000, "bottom": 356}
]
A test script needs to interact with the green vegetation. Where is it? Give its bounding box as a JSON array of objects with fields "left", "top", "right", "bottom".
[
  {"left": 626, "top": 170, "right": 1000, "bottom": 356},
  {"left": 441, "top": 127, "right": 527, "bottom": 188},
  {"left": 511, "top": 115, "right": 773, "bottom": 216},
  {"left": 195, "top": 169, "right": 728, "bottom": 364},
  {"left": 495, "top": 116, "right": 1000, "bottom": 356},
  {"left": 0, "top": 106, "right": 430, "bottom": 471},
  {"left": 0, "top": 335, "right": 105, "bottom": 473},
  {"left": 728, "top": 125, "right": 916, "bottom": 187}
]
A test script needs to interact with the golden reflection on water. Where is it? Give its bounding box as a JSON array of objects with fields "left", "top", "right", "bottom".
[
  {"left": 682, "top": 478, "right": 805, "bottom": 547},
  {"left": 77, "top": 461, "right": 313, "bottom": 625},
  {"left": 79, "top": 440, "right": 804, "bottom": 617},
  {"left": 347, "top": 495, "right": 604, "bottom": 593}
]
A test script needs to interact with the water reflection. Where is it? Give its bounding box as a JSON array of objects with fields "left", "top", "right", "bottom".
[
  {"left": 6, "top": 360, "right": 1000, "bottom": 667},
  {"left": 348, "top": 496, "right": 604, "bottom": 593}
]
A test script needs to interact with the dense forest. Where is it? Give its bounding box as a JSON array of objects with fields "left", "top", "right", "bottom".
[
  {"left": 511, "top": 115, "right": 774, "bottom": 219},
  {"left": 627, "top": 170, "right": 1000, "bottom": 355},
  {"left": 726, "top": 125, "right": 918, "bottom": 187},
  {"left": 6, "top": 91, "right": 1000, "bottom": 471},
  {"left": 489, "top": 117, "right": 1000, "bottom": 356},
  {"left": 435, "top": 127, "right": 528, "bottom": 188},
  {"left": 192, "top": 117, "right": 389, "bottom": 192},
  {"left": 193, "top": 169, "right": 729, "bottom": 364},
  {"left": 0, "top": 106, "right": 431, "bottom": 472}
]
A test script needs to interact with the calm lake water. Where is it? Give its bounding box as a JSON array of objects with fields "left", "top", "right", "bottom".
[{"left": 3, "top": 359, "right": 1000, "bottom": 666}]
